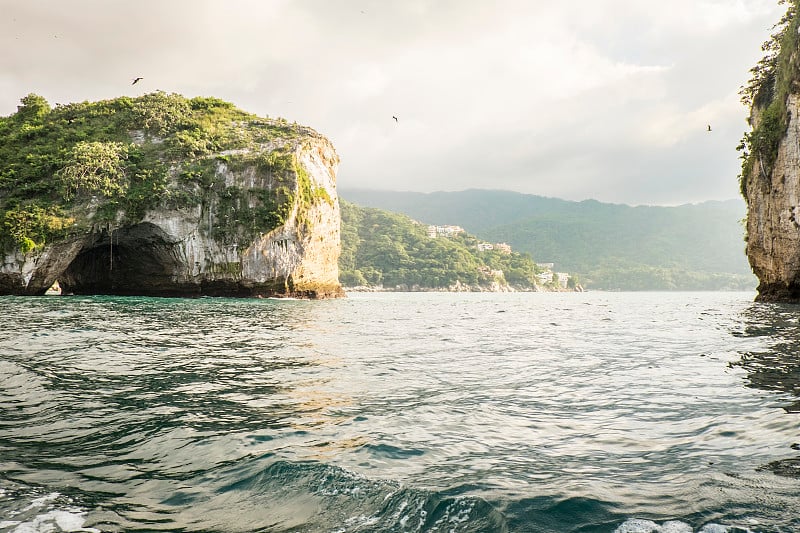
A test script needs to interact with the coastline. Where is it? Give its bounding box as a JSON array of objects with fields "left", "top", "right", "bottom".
[{"left": 342, "top": 283, "right": 584, "bottom": 293}]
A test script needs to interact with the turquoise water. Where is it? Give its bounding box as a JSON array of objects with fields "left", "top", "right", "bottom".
[{"left": 0, "top": 291, "right": 798, "bottom": 532}]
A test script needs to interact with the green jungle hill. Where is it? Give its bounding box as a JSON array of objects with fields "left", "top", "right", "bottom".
[
  {"left": 339, "top": 200, "right": 566, "bottom": 291},
  {"left": 341, "top": 189, "right": 756, "bottom": 291}
]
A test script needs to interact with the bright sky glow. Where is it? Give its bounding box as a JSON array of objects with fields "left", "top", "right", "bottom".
[{"left": 0, "top": 0, "right": 785, "bottom": 205}]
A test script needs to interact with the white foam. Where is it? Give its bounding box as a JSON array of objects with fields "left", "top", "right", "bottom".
[
  {"left": 615, "top": 519, "right": 730, "bottom": 533},
  {"left": 22, "top": 493, "right": 59, "bottom": 512},
  {"left": 8, "top": 510, "right": 100, "bottom": 532},
  {"left": 3, "top": 491, "right": 101, "bottom": 533},
  {"left": 455, "top": 500, "right": 477, "bottom": 524},
  {"left": 698, "top": 526, "right": 731, "bottom": 533}
]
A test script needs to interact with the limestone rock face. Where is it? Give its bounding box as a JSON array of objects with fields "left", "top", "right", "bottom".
[
  {"left": 741, "top": 4, "right": 800, "bottom": 302},
  {"left": 745, "top": 94, "right": 800, "bottom": 302},
  {"left": 0, "top": 131, "right": 344, "bottom": 299}
]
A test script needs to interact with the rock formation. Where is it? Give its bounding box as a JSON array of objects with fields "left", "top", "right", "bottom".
[
  {"left": 0, "top": 93, "right": 343, "bottom": 298},
  {"left": 741, "top": 1, "right": 800, "bottom": 302},
  {"left": 743, "top": 95, "right": 800, "bottom": 302}
]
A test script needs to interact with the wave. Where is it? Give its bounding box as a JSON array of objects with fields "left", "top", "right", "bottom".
[
  {"left": 0, "top": 461, "right": 767, "bottom": 532},
  {"left": 200, "top": 460, "right": 508, "bottom": 532}
]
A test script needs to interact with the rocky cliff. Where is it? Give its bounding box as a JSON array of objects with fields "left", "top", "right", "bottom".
[
  {"left": 0, "top": 92, "right": 343, "bottom": 298},
  {"left": 741, "top": 1, "right": 800, "bottom": 302}
]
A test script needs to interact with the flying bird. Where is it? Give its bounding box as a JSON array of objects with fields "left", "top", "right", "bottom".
[
  {"left": 392, "top": 116, "right": 398, "bottom": 122},
  {"left": 132, "top": 77, "right": 143, "bottom": 85}
]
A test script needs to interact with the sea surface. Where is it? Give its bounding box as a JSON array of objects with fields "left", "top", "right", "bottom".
[{"left": 1, "top": 291, "right": 799, "bottom": 533}]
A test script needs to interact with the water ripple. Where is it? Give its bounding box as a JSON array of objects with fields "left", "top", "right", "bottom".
[{"left": 1, "top": 292, "right": 799, "bottom": 531}]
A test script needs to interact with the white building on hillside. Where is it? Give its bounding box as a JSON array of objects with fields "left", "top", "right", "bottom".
[{"left": 428, "top": 225, "right": 465, "bottom": 238}]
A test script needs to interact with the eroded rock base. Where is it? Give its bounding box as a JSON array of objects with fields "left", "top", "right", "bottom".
[{"left": 754, "top": 281, "right": 800, "bottom": 303}]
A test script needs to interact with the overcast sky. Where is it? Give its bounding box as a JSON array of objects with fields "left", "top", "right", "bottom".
[{"left": 0, "top": 0, "right": 785, "bottom": 205}]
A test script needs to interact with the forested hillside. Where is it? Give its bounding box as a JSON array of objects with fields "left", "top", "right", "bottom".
[
  {"left": 341, "top": 189, "right": 756, "bottom": 291},
  {"left": 339, "top": 201, "right": 554, "bottom": 291}
]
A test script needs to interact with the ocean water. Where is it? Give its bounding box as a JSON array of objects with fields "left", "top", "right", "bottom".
[{"left": 0, "top": 291, "right": 799, "bottom": 533}]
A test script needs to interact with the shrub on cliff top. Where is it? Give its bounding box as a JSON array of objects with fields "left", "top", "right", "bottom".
[
  {"left": 738, "top": 0, "right": 799, "bottom": 198},
  {"left": 57, "top": 141, "right": 131, "bottom": 200}
]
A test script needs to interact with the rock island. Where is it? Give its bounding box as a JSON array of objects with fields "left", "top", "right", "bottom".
[{"left": 0, "top": 92, "right": 343, "bottom": 298}]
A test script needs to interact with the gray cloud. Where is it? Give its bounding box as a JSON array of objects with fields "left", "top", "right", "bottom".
[{"left": 0, "top": 0, "right": 784, "bottom": 205}]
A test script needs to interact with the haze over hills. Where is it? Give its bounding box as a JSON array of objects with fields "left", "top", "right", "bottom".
[{"left": 340, "top": 189, "right": 756, "bottom": 291}]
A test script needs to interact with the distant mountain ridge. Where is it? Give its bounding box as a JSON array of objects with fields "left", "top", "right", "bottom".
[{"left": 340, "top": 189, "right": 756, "bottom": 291}]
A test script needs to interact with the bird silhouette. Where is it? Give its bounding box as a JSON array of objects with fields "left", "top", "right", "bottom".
[
  {"left": 707, "top": 124, "right": 712, "bottom": 132},
  {"left": 392, "top": 116, "right": 398, "bottom": 122},
  {"left": 132, "top": 77, "right": 143, "bottom": 85}
]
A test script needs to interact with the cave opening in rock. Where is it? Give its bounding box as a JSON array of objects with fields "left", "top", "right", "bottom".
[{"left": 61, "top": 223, "right": 187, "bottom": 296}]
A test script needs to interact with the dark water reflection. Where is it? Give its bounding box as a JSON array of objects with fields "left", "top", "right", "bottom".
[
  {"left": 732, "top": 303, "right": 800, "bottom": 410},
  {"left": 731, "top": 302, "right": 800, "bottom": 481}
]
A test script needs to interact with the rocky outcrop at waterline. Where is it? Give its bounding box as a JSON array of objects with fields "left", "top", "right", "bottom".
[
  {"left": 0, "top": 92, "right": 343, "bottom": 298},
  {"left": 741, "top": 1, "right": 800, "bottom": 302}
]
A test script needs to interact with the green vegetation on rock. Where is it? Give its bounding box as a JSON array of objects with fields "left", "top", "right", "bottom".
[
  {"left": 738, "top": 0, "right": 799, "bottom": 198},
  {"left": 0, "top": 92, "right": 312, "bottom": 253},
  {"left": 339, "top": 200, "right": 548, "bottom": 290}
]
